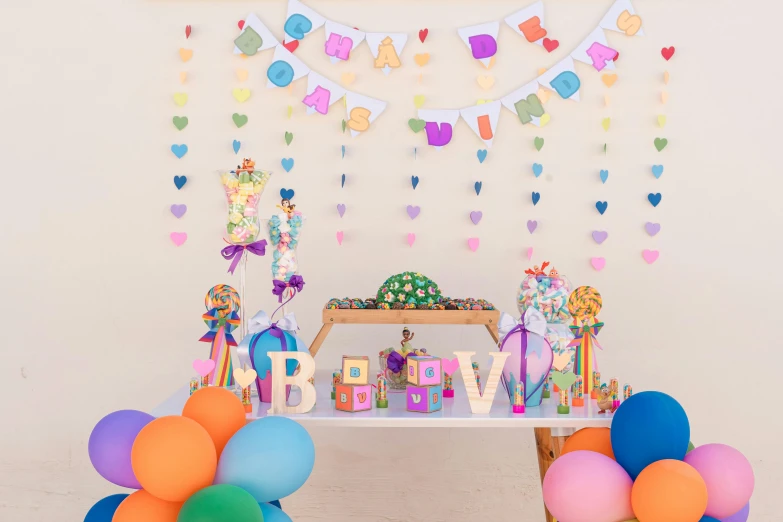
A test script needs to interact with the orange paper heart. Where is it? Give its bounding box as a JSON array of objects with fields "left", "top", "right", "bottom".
[
  {"left": 341, "top": 73, "right": 356, "bottom": 86},
  {"left": 604, "top": 95, "right": 610, "bottom": 106},
  {"left": 179, "top": 72, "right": 187, "bottom": 84},
  {"left": 664, "top": 71, "right": 670, "bottom": 84},
  {"left": 537, "top": 88, "right": 551, "bottom": 104},
  {"left": 661, "top": 91, "right": 669, "bottom": 104},
  {"left": 537, "top": 67, "right": 547, "bottom": 76},
  {"left": 602, "top": 74, "right": 618, "bottom": 88},
  {"left": 414, "top": 53, "right": 430, "bottom": 67},
  {"left": 179, "top": 48, "right": 193, "bottom": 62},
  {"left": 481, "top": 56, "right": 496, "bottom": 70},
  {"left": 236, "top": 69, "right": 248, "bottom": 82},
  {"left": 477, "top": 75, "right": 495, "bottom": 90}
]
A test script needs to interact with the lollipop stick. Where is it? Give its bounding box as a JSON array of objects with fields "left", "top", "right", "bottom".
[{"left": 238, "top": 251, "right": 248, "bottom": 340}]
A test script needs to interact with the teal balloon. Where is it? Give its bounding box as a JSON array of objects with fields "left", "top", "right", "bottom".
[
  {"left": 699, "top": 517, "right": 720, "bottom": 522},
  {"left": 84, "top": 494, "right": 128, "bottom": 522},
  {"left": 260, "top": 503, "right": 293, "bottom": 522},
  {"left": 177, "top": 485, "right": 262, "bottom": 522},
  {"left": 610, "top": 391, "right": 690, "bottom": 480}
]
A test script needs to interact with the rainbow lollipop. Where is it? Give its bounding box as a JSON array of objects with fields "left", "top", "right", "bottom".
[
  {"left": 205, "top": 284, "right": 240, "bottom": 318},
  {"left": 567, "top": 286, "right": 603, "bottom": 398},
  {"left": 567, "top": 286, "right": 602, "bottom": 323}
]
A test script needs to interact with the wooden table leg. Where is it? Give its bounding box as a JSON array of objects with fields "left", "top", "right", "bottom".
[
  {"left": 485, "top": 323, "right": 500, "bottom": 345},
  {"left": 534, "top": 427, "right": 568, "bottom": 522},
  {"left": 308, "top": 323, "right": 333, "bottom": 357}
]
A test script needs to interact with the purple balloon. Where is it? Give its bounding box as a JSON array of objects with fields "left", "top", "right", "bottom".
[
  {"left": 721, "top": 503, "right": 750, "bottom": 522},
  {"left": 88, "top": 409, "right": 154, "bottom": 488}
]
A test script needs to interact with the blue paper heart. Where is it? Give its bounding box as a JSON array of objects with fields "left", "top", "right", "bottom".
[
  {"left": 474, "top": 181, "right": 482, "bottom": 195},
  {"left": 232, "top": 140, "right": 241, "bottom": 154},
  {"left": 341, "top": 145, "right": 345, "bottom": 159},
  {"left": 596, "top": 201, "right": 608, "bottom": 215},
  {"left": 411, "top": 175, "right": 419, "bottom": 190},
  {"left": 174, "top": 175, "right": 187, "bottom": 189},
  {"left": 648, "top": 193, "right": 662, "bottom": 207},
  {"left": 280, "top": 188, "right": 294, "bottom": 200},
  {"left": 281, "top": 158, "right": 294, "bottom": 172},
  {"left": 341, "top": 174, "right": 346, "bottom": 188},
  {"left": 532, "top": 163, "right": 543, "bottom": 177},
  {"left": 477, "top": 149, "right": 487, "bottom": 163},
  {"left": 171, "top": 144, "right": 188, "bottom": 159},
  {"left": 652, "top": 165, "right": 664, "bottom": 179},
  {"left": 532, "top": 192, "right": 541, "bottom": 205},
  {"left": 600, "top": 169, "right": 609, "bottom": 184}
]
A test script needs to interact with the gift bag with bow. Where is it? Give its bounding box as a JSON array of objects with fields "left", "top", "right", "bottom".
[{"left": 498, "top": 308, "right": 554, "bottom": 407}]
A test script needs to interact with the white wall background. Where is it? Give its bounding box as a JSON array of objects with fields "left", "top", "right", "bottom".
[{"left": 1, "top": 0, "right": 781, "bottom": 520}]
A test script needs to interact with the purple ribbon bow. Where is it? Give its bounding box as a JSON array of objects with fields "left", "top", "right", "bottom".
[
  {"left": 386, "top": 351, "right": 406, "bottom": 373},
  {"left": 272, "top": 274, "right": 305, "bottom": 303},
  {"left": 221, "top": 240, "right": 267, "bottom": 275}
]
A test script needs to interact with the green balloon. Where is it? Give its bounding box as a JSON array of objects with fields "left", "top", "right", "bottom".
[
  {"left": 687, "top": 441, "right": 695, "bottom": 453},
  {"left": 178, "top": 485, "right": 263, "bottom": 522}
]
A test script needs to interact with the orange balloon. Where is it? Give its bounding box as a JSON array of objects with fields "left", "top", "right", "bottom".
[
  {"left": 631, "top": 460, "right": 707, "bottom": 522},
  {"left": 131, "top": 416, "right": 217, "bottom": 502},
  {"left": 113, "top": 490, "right": 182, "bottom": 522},
  {"left": 562, "top": 428, "right": 615, "bottom": 460},
  {"left": 182, "top": 387, "right": 246, "bottom": 457}
]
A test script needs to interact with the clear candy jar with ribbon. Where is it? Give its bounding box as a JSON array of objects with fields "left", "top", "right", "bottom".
[
  {"left": 219, "top": 159, "right": 272, "bottom": 245},
  {"left": 516, "top": 262, "right": 572, "bottom": 324},
  {"left": 267, "top": 201, "right": 305, "bottom": 283}
]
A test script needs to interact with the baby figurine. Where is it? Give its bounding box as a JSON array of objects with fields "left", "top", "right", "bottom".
[
  {"left": 400, "top": 327, "right": 415, "bottom": 356},
  {"left": 596, "top": 384, "right": 616, "bottom": 414},
  {"left": 276, "top": 198, "right": 296, "bottom": 219}
]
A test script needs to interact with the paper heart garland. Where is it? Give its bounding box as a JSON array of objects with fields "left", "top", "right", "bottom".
[
  {"left": 642, "top": 249, "right": 660, "bottom": 264},
  {"left": 284, "top": 131, "right": 293, "bottom": 145},
  {"left": 527, "top": 220, "right": 537, "bottom": 234},
  {"left": 645, "top": 222, "right": 661, "bottom": 236},
  {"left": 595, "top": 201, "right": 608, "bottom": 215},
  {"left": 232, "top": 88, "right": 251, "bottom": 103},
  {"left": 173, "top": 176, "right": 187, "bottom": 190},
  {"left": 232, "top": 113, "right": 248, "bottom": 128},
  {"left": 232, "top": 140, "right": 241, "bottom": 154},
  {"left": 414, "top": 53, "right": 430, "bottom": 66},
  {"left": 591, "top": 257, "right": 606, "bottom": 271},
  {"left": 280, "top": 188, "right": 294, "bottom": 200},
  {"left": 534, "top": 137, "right": 544, "bottom": 151},
  {"left": 477, "top": 76, "right": 495, "bottom": 90},
  {"left": 413, "top": 95, "right": 426, "bottom": 108},
  {"left": 470, "top": 211, "right": 482, "bottom": 225},
  {"left": 341, "top": 73, "right": 356, "bottom": 86},
  {"left": 654, "top": 138, "right": 668, "bottom": 152},
  {"left": 185, "top": 25, "right": 191, "bottom": 39},
  {"left": 233, "top": 368, "right": 257, "bottom": 388},
  {"left": 179, "top": 48, "right": 193, "bottom": 62},
  {"left": 592, "top": 231, "right": 608, "bottom": 244},
  {"left": 281, "top": 158, "right": 294, "bottom": 172},
  {"left": 406, "top": 205, "right": 420, "bottom": 219},
  {"left": 467, "top": 238, "right": 479, "bottom": 252},
  {"left": 283, "top": 39, "right": 299, "bottom": 53},
  {"left": 336, "top": 231, "right": 344, "bottom": 245},
  {"left": 532, "top": 163, "right": 543, "bottom": 177},
  {"left": 543, "top": 38, "right": 559, "bottom": 53},
  {"left": 661, "top": 46, "right": 675, "bottom": 61},
  {"left": 170, "top": 204, "right": 187, "bottom": 219},
  {"left": 173, "top": 93, "right": 188, "bottom": 106},
  {"left": 477, "top": 149, "right": 487, "bottom": 163},
  {"left": 170, "top": 232, "right": 188, "bottom": 246},
  {"left": 552, "top": 371, "right": 577, "bottom": 391},
  {"left": 171, "top": 144, "right": 188, "bottom": 159},
  {"left": 236, "top": 69, "right": 248, "bottom": 82},
  {"left": 531, "top": 192, "right": 540, "bottom": 205},
  {"left": 411, "top": 175, "right": 419, "bottom": 189},
  {"left": 173, "top": 116, "right": 188, "bottom": 130},
  {"left": 408, "top": 118, "right": 425, "bottom": 133},
  {"left": 418, "top": 28, "right": 428, "bottom": 43},
  {"left": 407, "top": 233, "right": 416, "bottom": 247},
  {"left": 337, "top": 204, "right": 346, "bottom": 218},
  {"left": 601, "top": 74, "right": 618, "bottom": 88},
  {"left": 193, "top": 359, "right": 215, "bottom": 377}
]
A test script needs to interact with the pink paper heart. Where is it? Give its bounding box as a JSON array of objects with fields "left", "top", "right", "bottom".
[
  {"left": 336, "top": 231, "right": 344, "bottom": 245},
  {"left": 526, "top": 247, "right": 533, "bottom": 260},
  {"left": 467, "top": 237, "right": 479, "bottom": 252},
  {"left": 193, "top": 359, "right": 215, "bottom": 377},
  {"left": 591, "top": 257, "right": 606, "bottom": 271},
  {"left": 170, "top": 232, "right": 187, "bottom": 246},
  {"left": 442, "top": 357, "right": 459, "bottom": 375},
  {"left": 642, "top": 249, "right": 659, "bottom": 264},
  {"left": 407, "top": 233, "right": 416, "bottom": 247}
]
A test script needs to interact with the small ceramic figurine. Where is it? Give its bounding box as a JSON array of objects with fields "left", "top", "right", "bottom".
[
  {"left": 400, "top": 327, "right": 415, "bottom": 356},
  {"left": 596, "top": 384, "right": 617, "bottom": 413},
  {"left": 277, "top": 198, "right": 296, "bottom": 219},
  {"left": 236, "top": 158, "right": 255, "bottom": 174}
]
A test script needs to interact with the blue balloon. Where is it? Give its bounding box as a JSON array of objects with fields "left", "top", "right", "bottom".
[
  {"left": 610, "top": 391, "right": 690, "bottom": 480},
  {"left": 259, "top": 502, "right": 293, "bottom": 522},
  {"left": 700, "top": 517, "right": 720, "bottom": 522},
  {"left": 84, "top": 494, "right": 128, "bottom": 522},
  {"left": 215, "top": 416, "right": 315, "bottom": 503},
  {"left": 270, "top": 500, "right": 282, "bottom": 509}
]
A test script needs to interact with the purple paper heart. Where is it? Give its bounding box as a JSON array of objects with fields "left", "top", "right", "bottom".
[
  {"left": 592, "top": 230, "right": 608, "bottom": 244},
  {"left": 470, "top": 211, "right": 483, "bottom": 225},
  {"left": 645, "top": 222, "right": 661, "bottom": 236},
  {"left": 337, "top": 203, "right": 346, "bottom": 217},
  {"left": 407, "top": 205, "right": 420, "bottom": 219},
  {"left": 170, "top": 204, "right": 187, "bottom": 219},
  {"left": 527, "top": 220, "right": 537, "bottom": 234}
]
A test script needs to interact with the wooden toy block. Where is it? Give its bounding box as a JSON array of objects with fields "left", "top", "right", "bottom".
[
  {"left": 406, "top": 384, "right": 443, "bottom": 413},
  {"left": 341, "top": 355, "right": 370, "bottom": 385},
  {"left": 335, "top": 383, "right": 372, "bottom": 412},
  {"left": 408, "top": 356, "right": 442, "bottom": 386}
]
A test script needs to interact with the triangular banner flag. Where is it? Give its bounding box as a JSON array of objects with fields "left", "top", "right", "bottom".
[
  {"left": 460, "top": 101, "right": 502, "bottom": 148},
  {"left": 283, "top": 0, "right": 326, "bottom": 41},
  {"left": 324, "top": 21, "right": 366, "bottom": 63},
  {"left": 302, "top": 71, "right": 347, "bottom": 115},
  {"left": 504, "top": 1, "right": 546, "bottom": 47},
  {"left": 345, "top": 91, "right": 387, "bottom": 137},
  {"left": 500, "top": 80, "right": 546, "bottom": 127},
  {"left": 571, "top": 27, "right": 617, "bottom": 71},
  {"left": 233, "top": 13, "right": 279, "bottom": 55},
  {"left": 266, "top": 44, "right": 311, "bottom": 88},
  {"left": 457, "top": 21, "right": 500, "bottom": 67},
  {"left": 600, "top": 0, "right": 644, "bottom": 36},
  {"left": 537, "top": 57, "right": 581, "bottom": 102},
  {"left": 365, "top": 33, "right": 408, "bottom": 74},
  {"left": 418, "top": 109, "right": 461, "bottom": 148}
]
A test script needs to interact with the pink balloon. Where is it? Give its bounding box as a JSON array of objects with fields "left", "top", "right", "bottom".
[
  {"left": 684, "top": 444, "right": 754, "bottom": 518},
  {"left": 543, "top": 450, "right": 634, "bottom": 522}
]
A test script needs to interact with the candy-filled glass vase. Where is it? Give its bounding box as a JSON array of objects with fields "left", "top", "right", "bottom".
[{"left": 266, "top": 209, "right": 305, "bottom": 283}]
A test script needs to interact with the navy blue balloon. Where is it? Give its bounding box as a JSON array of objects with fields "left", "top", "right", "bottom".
[
  {"left": 699, "top": 517, "right": 720, "bottom": 522},
  {"left": 259, "top": 502, "right": 292, "bottom": 522},
  {"left": 270, "top": 500, "right": 282, "bottom": 509},
  {"left": 610, "top": 391, "right": 690, "bottom": 480},
  {"left": 84, "top": 494, "right": 128, "bottom": 522}
]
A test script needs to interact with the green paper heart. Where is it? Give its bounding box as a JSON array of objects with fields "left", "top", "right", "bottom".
[
  {"left": 552, "top": 371, "right": 577, "bottom": 391},
  {"left": 172, "top": 116, "right": 188, "bottom": 131},
  {"left": 341, "top": 120, "right": 346, "bottom": 133},
  {"left": 534, "top": 137, "right": 544, "bottom": 151},
  {"left": 232, "top": 113, "right": 248, "bottom": 128},
  {"left": 654, "top": 137, "right": 668, "bottom": 152},
  {"left": 603, "top": 143, "right": 607, "bottom": 154},
  {"left": 408, "top": 118, "right": 426, "bottom": 133},
  {"left": 284, "top": 131, "right": 293, "bottom": 146}
]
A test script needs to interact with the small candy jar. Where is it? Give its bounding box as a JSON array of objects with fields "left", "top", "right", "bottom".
[
  {"left": 379, "top": 349, "right": 407, "bottom": 391},
  {"left": 267, "top": 207, "right": 305, "bottom": 283},
  {"left": 517, "top": 262, "right": 572, "bottom": 324},
  {"left": 218, "top": 160, "right": 272, "bottom": 246}
]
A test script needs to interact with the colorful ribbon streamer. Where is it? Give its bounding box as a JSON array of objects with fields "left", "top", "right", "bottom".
[
  {"left": 568, "top": 319, "right": 604, "bottom": 397},
  {"left": 199, "top": 309, "right": 240, "bottom": 387}
]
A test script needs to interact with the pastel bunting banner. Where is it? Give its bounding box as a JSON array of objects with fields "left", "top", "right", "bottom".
[
  {"left": 324, "top": 21, "right": 365, "bottom": 63},
  {"left": 457, "top": 21, "right": 500, "bottom": 67},
  {"left": 345, "top": 91, "right": 387, "bottom": 137},
  {"left": 417, "top": 109, "right": 461, "bottom": 148},
  {"left": 283, "top": 0, "right": 325, "bottom": 41},
  {"left": 460, "top": 101, "right": 502, "bottom": 148},
  {"left": 266, "top": 44, "right": 310, "bottom": 88},
  {"left": 599, "top": 0, "right": 644, "bottom": 35},
  {"left": 233, "top": 13, "right": 279, "bottom": 56},
  {"left": 302, "top": 71, "right": 347, "bottom": 115},
  {"left": 504, "top": 1, "right": 547, "bottom": 46},
  {"left": 366, "top": 33, "right": 408, "bottom": 74}
]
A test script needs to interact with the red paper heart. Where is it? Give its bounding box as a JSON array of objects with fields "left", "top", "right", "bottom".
[
  {"left": 419, "top": 28, "right": 429, "bottom": 43},
  {"left": 283, "top": 39, "right": 299, "bottom": 53},
  {"left": 613, "top": 51, "right": 619, "bottom": 61},
  {"left": 661, "top": 46, "right": 675, "bottom": 61},
  {"left": 185, "top": 25, "right": 191, "bottom": 39},
  {"left": 237, "top": 20, "right": 245, "bottom": 30},
  {"left": 543, "top": 38, "right": 559, "bottom": 53}
]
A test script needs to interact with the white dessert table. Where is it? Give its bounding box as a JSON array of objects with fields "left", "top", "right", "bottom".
[{"left": 153, "top": 370, "right": 613, "bottom": 522}]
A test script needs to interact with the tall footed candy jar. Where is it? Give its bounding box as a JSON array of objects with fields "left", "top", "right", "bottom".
[{"left": 517, "top": 262, "right": 575, "bottom": 372}]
